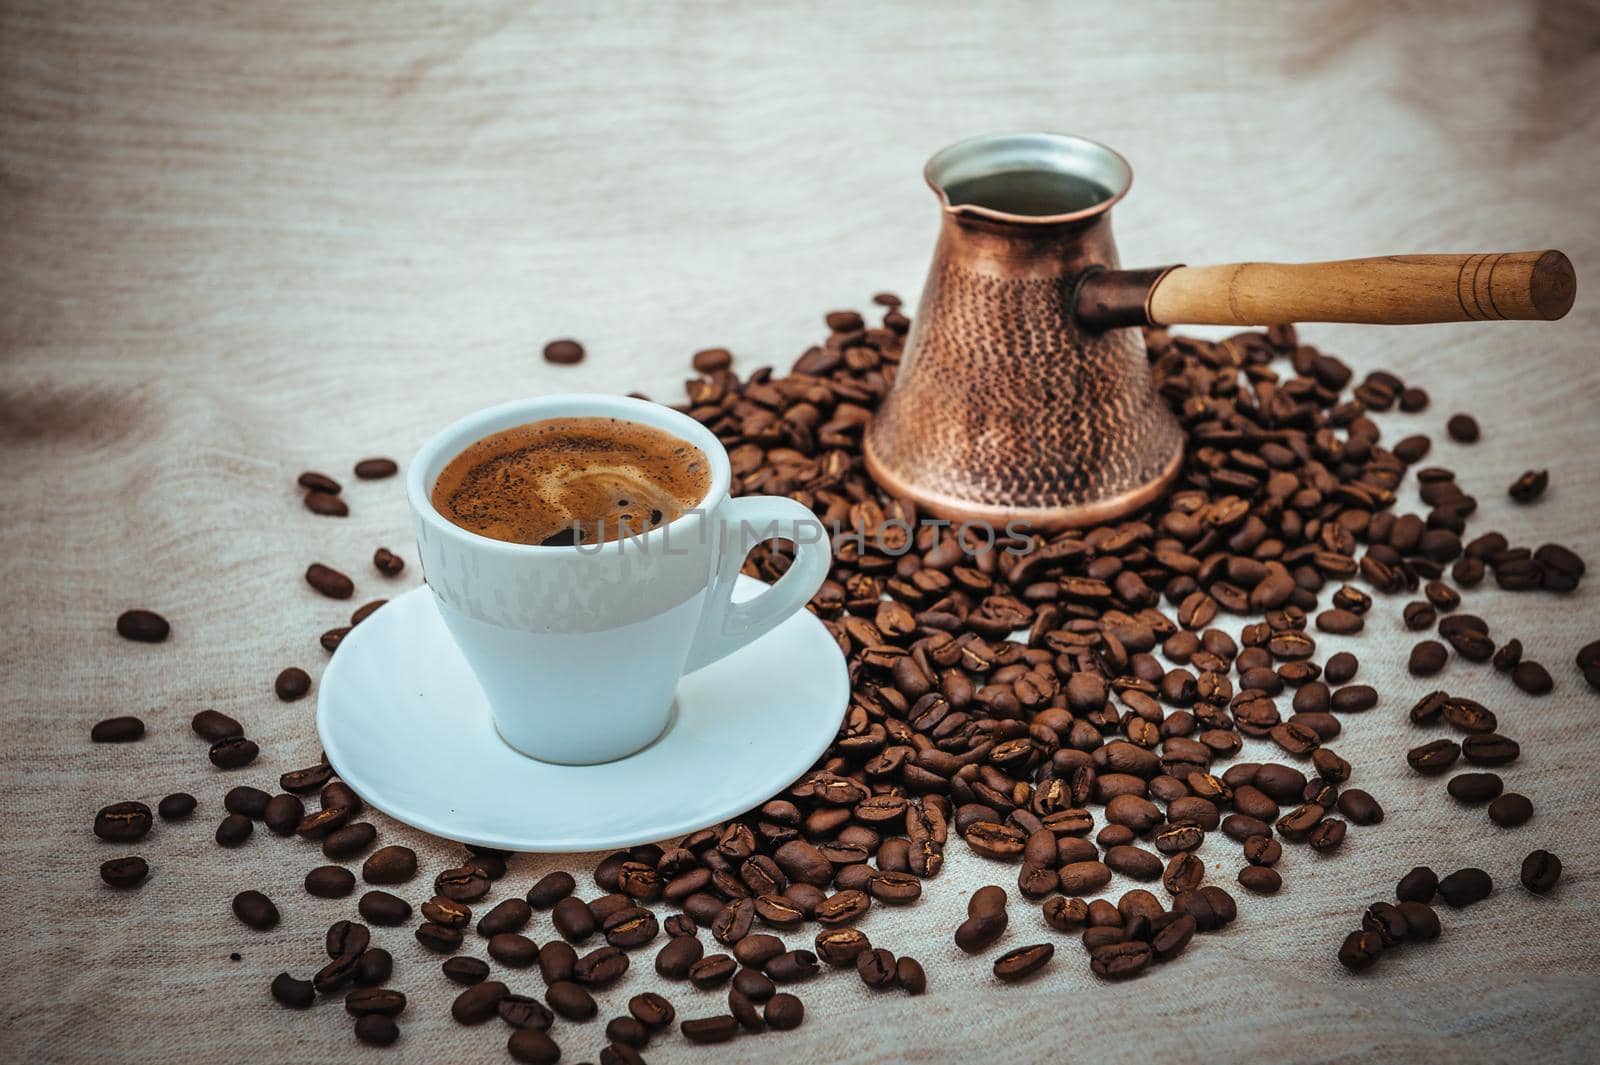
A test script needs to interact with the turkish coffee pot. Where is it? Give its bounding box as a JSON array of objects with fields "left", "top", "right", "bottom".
[{"left": 863, "top": 132, "right": 1576, "bottom": 530}]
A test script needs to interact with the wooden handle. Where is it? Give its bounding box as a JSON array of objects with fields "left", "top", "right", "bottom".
[{"left": 1145, "top": 251, "right": 1575, "bottom": 326}]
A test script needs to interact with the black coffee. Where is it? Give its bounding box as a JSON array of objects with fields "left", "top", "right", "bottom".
[
  {"left": 944, "top": 169, "right": 1112, "bottom": 216},
  {"left": 432, "top": 417, "right": 712, "bottom": 546}
]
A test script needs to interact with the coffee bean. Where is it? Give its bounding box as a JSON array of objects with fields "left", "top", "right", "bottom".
[
  {"left": 487, "top": 932, "right": 540, "bottom": 968},
  {"left": 1308, "top": 818, "right": 1346, "bottom": 852},
  {"left": 1507, "top": 469, "right": 1548, "bottom": 503},
  {"left": 993, "top": 943, "right": 1053, "bottom": 982},
  {"left": 546, "top": 980, "right": 597, "bottom": 1021},
  {"left": 814, "top": 888, "right": 870, "bottom": 925},
  {"left": 345, "top": 986, "right": 405, "bottom": 1017},
  {"left": 856, "top": 947, "right": 897, "bottom": 989},
  {"left": 1461, "top": 733, "right": 1519, "bottom": 766},
  {"left": 1511, "top": 661, "right": 1553, "bottom": 695},
  {"left": 476, "top": 897, "right": 532, "bottom": 937},
  {"left": 656, "top": 934, "right": 704, "bottom": 979},
  {"left": 1408, "top": 640, "right": 1448, "bottom": 676},
  {"left": 630, "top": 992, "right": 675, "bottom": 1030},
  {"left": 353, "top": 457, "right": 397, "bottom": 480},
  {"left": 1520, "top": 849, "right": 1561, "bottom": 893},
  {"left": 542, "top": 338, "right": 585, "bottom": 365},
  {"left": 415, "top": 922, "right": 464, "bottom": 954},
  {"left": 350, "top": 1015, "right": 397, "bottom": 1047},
  {"left": 320, "top": 626, "right": 351, "bottom": 652},
  {"left": 270, "top": 972, "right": 315, "bottom": 1010},
  {"left": 688, "top": 953, "right": 736, "bottom": 990},
  {"left": 325, "top": 920, "right": 369, "bottom": 960},
  {"left": 1445, "top": 413, "right": 1479, "bottom": 442},
  {"left": 895, "top": 955, "right": 927, "bottom": 995},
  {"left": 362, "top": 845, "right": 417, "bottom": 884},
  {"left": 812, "top": 927, "right": 869, "bottom": 968},
  {"left": 527, "top": 871, "right": 576, "bottom": 908},
  {"left": 294, "top": 805, "right": 349, "bottom": 839},
  {"left": 764, "top": 992, "right": 805, "bottom": 1030},
  {"left": 368, "top": 547, "right": 406, "bottom": 579},
  {"left": 1363, "top": 902, "right": 1408, "bottom": 946},
  {"left": 214, "top": 813, "right": 252, "bottom": 847},
  {"left": 209, "top": 736, "right": 259, "bottom": 770},
  {"left": 157, "top": 792, "right": 196, "bottom": 820},
  {"left": 223, "top": 785, "right": 270, "bottom": 818},
  {"left": 116, "top": 609, "right": 169, "bottom": 643},
  {"left": 691, "top": 347, "right": 733, "bottom": 373},
  {"left": 552, "top": 895, "right": 597, "bottom": 942},
  {"left": 1324, "top": 652, "right": 1359, "bottom": 684},
  {"left": 358, "top": 890, "right": 411, "bottom": 926},
  {"left": 1488, "top": 792, "right": 1533, "bottom": 827},
  {"left": 451, "top": 980, "right": 508, "bottom": 1024},
  {"left": 279, "top": 762, "right": 333, "bottom": 794},
  {"left": 764, "top": 949, "right": 819, "bottom": 983},
  {"left": 1407, "top": 738, "right": 1460, "bottom": 775},
  {"left": 232, "top": 890, "right": 278, "bottom": 930},
  {"left": 306, "top": 865, "right": 356, "bottom": 898},
  {"left": 304, "top": 490, "right": 347, "bottom": 516},
  {"left": 1447, "top": 772, "right": 1503, "bottom": 803},
  {"left": 100, "top": 855, "right": 149, "bottom": 888},
  {"left": 499, "top": 994, "right": 554, "bottom": 1031},
  {"left": 1396, "top": 867, "right": 1438, "bottom": 903},
  {"left": 421, "top": 896, "right": 472, "bottom": 929},
  {"left": 681, "top": 1015, "right": 739, "bottom": 1044},
  {"left": 321, "top": 821, "right": 375, "bottom": 859},
  {"left": 733, "top": 934, "right": 786, "bottom": 969},
  {"left": 305, "top": 563, "right": 354, "bottom": 600},
  {"left": 90, "top": 716, "right": 145, "bottom": 743},
  {"left": 1089, "top": 940, "right": 1152, "bottom": 980},
  {"left": 191, "top": 709, "right": 242, "bottom": 742},
  {"left": 1437, "top": 867, "right": 1493, "bottom": 907},
  {"left": 94, "top": 800, "right": 153, "bottom": 842},
  {"left": 299, "top": 471, "right": 341, "bottom": 494},
  {"left": 350, "top": 599, "right": 386, "bottom": 626},
  {"left": 1337, "top": 929, "right": 1384, "bottom": 972},
  {"left": 1237, "top": 865, "right": 1282, "bottom": 894},
  {"left": 1336, "top": 789, "right": 1383, "bottom": 825}
]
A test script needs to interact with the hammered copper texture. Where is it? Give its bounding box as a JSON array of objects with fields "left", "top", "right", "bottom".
[{"left": 868, "top": 221, "right": 1184, "bottom": 521}]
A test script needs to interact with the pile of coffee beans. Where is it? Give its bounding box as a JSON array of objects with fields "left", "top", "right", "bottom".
[{"left": 92, "top": 302, "right": 1585, "bottom": 1059}]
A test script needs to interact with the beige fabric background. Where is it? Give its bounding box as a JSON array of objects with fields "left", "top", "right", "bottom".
[{"left": 3, "top": 1, "right": 1598, "bottom": 1062}]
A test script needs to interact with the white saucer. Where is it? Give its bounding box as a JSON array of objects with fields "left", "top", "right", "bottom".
[{"left": 316, "top": 577, "right": 849, "bottom": 852}]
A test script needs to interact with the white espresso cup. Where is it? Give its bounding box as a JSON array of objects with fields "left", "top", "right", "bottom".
[{"left": 407, "top": 393, "right": 832, "bottom": 764}]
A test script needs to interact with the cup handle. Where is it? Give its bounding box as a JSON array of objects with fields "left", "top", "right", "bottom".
[{"left": 684, "top": 495, "right": 831, "bottom": 673}]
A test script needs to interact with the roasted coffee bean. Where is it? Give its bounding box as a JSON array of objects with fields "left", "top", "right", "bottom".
[
  {"left": 681, "top": 1015, "right": 739, "bottom": 1044},
  {"left": 299, "top": 471, "right": 341, "bottom": 494},
  {"left": 1105, "top": 845, "right": 1163, "bottom": 881},
  {"left": 476, "top": 898, "right": 532, "bottom": 937},
  {"left": 345, "top": 986, "right": 405, "bottom": 1017},
  {"left": 224, "top": 785, "right": 271, "bottom": 818},
  {"left": 815, "top": 927, "right": 871, "bottom": 967},
  {"left": 358, "top": 845, "right": 415, "bottom": 884},
  {"left": 867, "top": 870, "right": 922, "bottom": 904},
  {"left": 895, "top": 955, "right": 927, "bottom": 994},
  {"left": 856, "top": 947, "right": 897, "bottom": 989},
  {"left": 272, "top": 667, "right": 312, "bottom": 703},
  {"left": 434, "top": 866, "right": 490, "bottom": 902},
  {"left": 305, "top": 563, "right": 354, "bottom": 599},
  {"left": 157, "top": 792, "right": 196, "bottom": 820},
  {"left": 1324, "top": 652, "right": 1359, "bottom": 685},
  {"left": 664, "top": 913, "right": 697, "bottom": 937},
  {"left": 1337, "top": 929, "right": 1384, "bottom": 972},
  {"left": 94, "top": 801, "right": 153, "bottom": 843},
  {"left": 1447, "top": 413, "right": 1479, "bottom": 442},
  {"left": 271, "top": 972, "right": 315, "bottom": 1010},
  {"left": 527, "top": 871, "right": 576, "bottom": 908},
  {"left": 507, "top": 1029, "right": 559, "bottom": 1064},
  {"left": 1396, "top": 867, "right": 1439, "bottom": 903},
  {"left": 814, "top": 889, "right": 870, "bottom": 925},
  {"left": 1408, "top": 641, "right": 1448, "bottom": 676},
  {"left": 1174, "top": 885, "right": 1237, "bottom": 931},
  {"left": 656, "top": 934, "right": 704, "bottom": 979},
  {"left": 303, "top": 489, "right": 347, "bottom": 516},
  {"left": 1151, "top": 913, "right": 1197, "bottom": 961},
  {"left": 100, "top": 855, "right": 149, "bottom": 888},
  {"left": 313, "top": 951, "right": 361, "bottom": 993},
  {"left": 1520, "top": 850, "right": 1561, "bottom": 893},
  {"left": 764, "top": 949, "right": 819, "bottom": 983},
  {"left": 1447, "top": 772, "right": 1503, "bottom": 803},
  {"left": 215, "top": 813, "right": 252, "bottom": 847},
  {"left": 1243, "top": 835, "right": 1283, "bottom": 867},
  {"left": 1507, "top": 469, "right": 1548, "bottom": 503},
  {"left": 326, "top": 920, "right": 370, "bottom": 960},
  {"left": 191, "top": 709, "right": 243, "bottom": 742},
  {"left": 1437, "top": 867, "right": 1493, "bottom": 907},
  {"left": 575, "top": 945, "right": 631, "bottom": 986},
  {"left": 733, "top": 934, "right": 786, "bottom": 969},
  {"left": 354, "top": 457, "right": 397, "bottom": 480},
  {"left": 1043, "top": 895, "right": 1089, "bottom": 932},
  {"left": 1089, "top": 940, "right": 1152, "bottom": 980},
  {"left": 279, "top": 763, "right": 333, "bottom": 793},
  {"left": 415, "top": 922, "right": 464, "bottom": 954},
  {"left": 607, "top": 1015, "right": 651, "bottom": 1049},
  {"left": 630, "top": 992, "right": 675, "bottom": 1030},
  {"left": 1396, "top": 901, "right": 1440, "bottom": 941},
  {"left": 1407, "top": 739, "right": 1460, "bottom": 775},
  {"left": 499, "top": 995, "right": 554, "bottom": 1031},
  {"left": 1238, "top": 866, "right": 1282, "bottom": 894},
  {"left": 993, "top": 943, "right": 1053, "bottom": 982},
  {"left": 539, "top": 940, "right": 578, "bottom": 984},
  {"left": 208, "top": 736, "right": 259, "bottom": 770},
  {"left": 542, "top": 338, "right": 585, "bottom": 365},
  {"left": 115, "top": 607, "right": 171, "bottom": 643},
  {"left": 552, "top": 896, "right": 597, "bottom": 942},
  {"left": 1461, "top": 733, "right": 1520, "bottom": 766},
  {"left": 1336, "top": 789, "right": 1383, "bottom": 825},
  {"left": 306, "top": 865, "right": 356, "bottom": 898},
  {"left": 604, "top": 906, "right": 659, "bottom": 949},
  {"left": 688, "top": 954, "right": 737, "bottom": 990},
  {"left": 955, "top": 910, "right": 1007, "bottom": 954},
  {"left": 358, "top": 890, "right": 411, "bottom": 925},
  {"left": 422, "top": 896, "right": 472, "bottom": 930},
  {"left": 90, "top": 716, "right": 145, "bottom": 743},
  {"left": 1511, "top": 661, "right": 1553, "bottom": 695},
  {"left": 488, "top": 933, "right": 540, "bottom": 968},
  {"left": 294, "top": 805, "right": 351, "bottom": 839},
  {"left": 256, "top": 794, "right": 301, "bottom": 837},
  {"left": 232, "top": 890, "right": 278, "bottom": 930},
  {"left": 319, "top": 781, "right": 363, "bottom": 814},
  {"left": 1488, "top": 792, "right": 1534, "bottom": 827},
  {"left": 442, "top": 956, "right": 490, "bottom": 985},
  {"left": 1363, "top": 902, "right": 1408, "bottom": 946},
  {"left": 323, "top": 815, "right": 376, "bottom": 857},
  {"left": 452, "top": 980, "right": 509, "bottom": 1024},
  {"left": 1308, "top": 818, "right": 1346, "bottom": 852},
  {"left": 764, "top": 992, "right": 805, "bottom": 1030},
  {"left": 1403, "top": 601, "right": 1437, "bottom": 631}
]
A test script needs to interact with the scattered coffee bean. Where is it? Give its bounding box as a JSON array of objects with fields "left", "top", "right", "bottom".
[
  {"left": 1238, "top": 866, "right": 1282, "bottom": 894},
  {"left": 274, "top": 668, "right": 311, "bottom": 702},
  {"left": 681, "top": 1015, "right": 739, "bottom": 1044},
  {"left": 191, "top": 709, "right": 242, "bottom": 742},
  {"left": 1437, "top": 868, "right": 1493, "bottom": 907},
  {"left": 344, "top": 986, "right": 405, "bottom": 1017},
  {"left": 94, "top": 800, "right": 153, "bottom": 842},
  {"left": 630, "top": 992, "right": 675, "bottom": 1030},
  {"left": 100, "top": 855, "right": 149, "bottom": 888},
  {"left": 1520, "top": 849, "right": 1561, "bottom": 893},
  {"left": 1508, "top": 469, "right": 1548, "bottom": 503},
  {"left": 994, "top": 943, "right": 1054, "bottom": 982},
  {"left": 442, "top": 957, "right": 490, "bottom": 985},
  {"left": 304, "top": 490, "right": 347, "bottom": 517},
  {"left": 157, "top": 792, "right": 196, "bottom": 820},
  {"left": 1408, "top": 640, "right": 1447, "bottom": 676},
  {"left": 478, "top": 898, "right": 533, "bottom": 937},
  {"left": 1446, "top": 773, "right": 1503, "bottom": 804},
  {"left": 362, "top": 845, "right": 417, "bottom": 885},
  {"left": 856, "top": 947, "right": 897, "bottom": 989},
  {"left": 354, "top": 1015, "right": 399, "bottom": 1047},
  {"left": 299, "top": 471, "right": 341, "bottom": 494},
  {"left": 488, "top": 933, "right": 540, "bottom": 968},
  {"left": 232, "top": 890, "right": 279, "bottom": 930},
  {"left": 116, "top": 609, "right": 169, "bottom": 643},
  {"left": 354, "top": 457, "right": 398, "bottom": 480},
  {"left": 1511, "top": 660, "right": 1553, "bottom": 695},
  {"left": 1488, "top": 792, "right": 1533, "bottom": 828},
  {"left": 306, "top": 865, "right": 356, "bottom": 898},
  {"left": 1396, "top": 867, "right": 1439, "bottom": 903},
  {"left": 271, "top": 973, "right": 314, "bottom": 1010},
  {"left": 90, "top": 716, "right": 145, "bottom": 743},
  {"left": 416, "top": 922, "right": 464, "bottom": 954},
  {"left": 305, "top": 563, "right": 354, "bottom": 599},
  {"left": 373, "top": 547, "right": 404, "bottom": 576},
  {"left": 1446, "top": 413, "right": 1480, "bottom": 443},
  {"left": 452, "top": 980, "right": 508, "bottom": 1024},
  {"left": 499, "top": 994, "right": 554, "bottom": 1030},
  {"left": 542, "top": 339, "right": 585, "bottom": 365},
  {"left": 209, "top": 736, "right": 259, "bottom": 769},
  {"left": 764, "top": 992, "right": 805, "bottom": 1030},
  {"left": 545, "top": 980, "right": 597, "bottom": 1021},
  {"left": 1337, "top": 929, "right": 1384, "bottom": 972},
  {"left": 358, "top": 890, "right": 411, "bottom": 926}
]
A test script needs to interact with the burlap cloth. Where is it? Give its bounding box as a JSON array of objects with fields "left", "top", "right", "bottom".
[{"left": 3, "top": 1, "right": 1598, "bottom": 1061}]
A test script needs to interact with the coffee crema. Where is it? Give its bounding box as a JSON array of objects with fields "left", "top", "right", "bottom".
[{"left": 431, "top": 416, "right": 711, "bottom": 546}]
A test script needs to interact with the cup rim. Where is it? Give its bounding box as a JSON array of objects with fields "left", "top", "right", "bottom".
[
  {"left": 924, "top": 130, "right": 1133, "bottom": 226},
  {"left": 406, "top": 393, "right": 732, "bottom": 556}
]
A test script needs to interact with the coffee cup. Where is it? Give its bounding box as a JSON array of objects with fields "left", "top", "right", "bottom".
[{"left": 407, "top": 393, "right": 831, "bottom": 764}]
